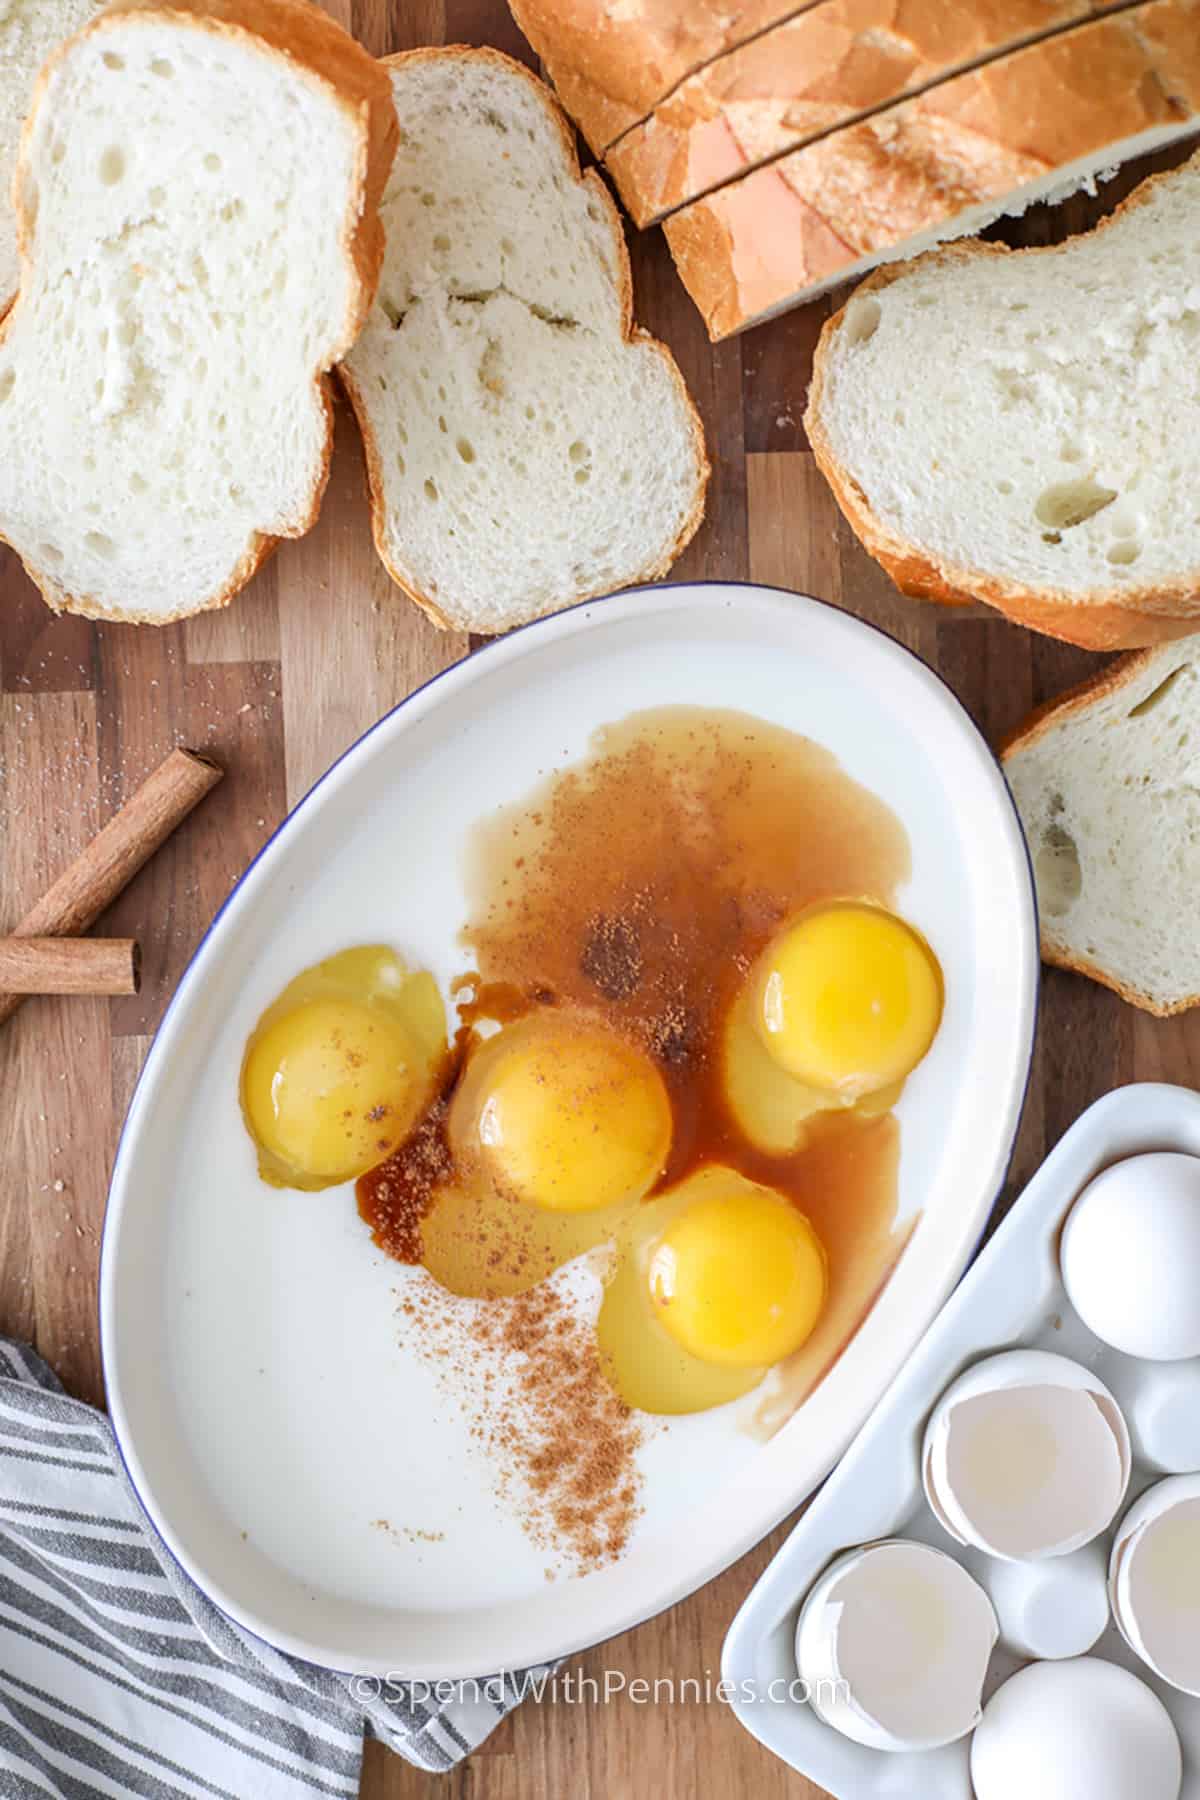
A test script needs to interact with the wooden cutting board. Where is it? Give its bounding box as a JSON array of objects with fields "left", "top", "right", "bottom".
[{"left": 1, "top": 1, "right": 1197, "bottom": 1793}]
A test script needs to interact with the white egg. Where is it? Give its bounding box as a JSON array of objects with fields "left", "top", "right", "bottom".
[
  {"left": 1110, "top": 1473, "right": 1200, "bottom": 1695},
  {"left": 921, "top": 1349, "right": 1130, "bottom": 1560},
  {"left": 1062, "top": 1153, "right": 1200, "bottom": 1360},
  {"left": 794, "top": 1540, "right": 997, "bottom": 1751},
  {"left": 971, "top": 1657, "right": 1182, "bottom": 1800}
]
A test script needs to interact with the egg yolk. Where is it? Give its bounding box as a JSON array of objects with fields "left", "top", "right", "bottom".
[
  {"left": 242, "top": 998, "right": 421, "bottom": 1186},
  {"left": 241, "top": 947, "right": 445, "bottom": 1190},
  {"left": 647, "top": 1183, "right": 827, "bottom": 1368},
  {"left": 755, "top": 903, "right": 941, "bottom": 1099},
  {"left": 471, "top": 1017, "right": 672, "bottom": 1213}
]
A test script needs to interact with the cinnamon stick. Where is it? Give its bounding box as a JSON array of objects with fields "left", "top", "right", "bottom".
[
  {"left": 0, "top": 937, "right": 140, "bottom": 995},
  {"left": 0, "top": 747, "right": 222, "bottom": 1026}
]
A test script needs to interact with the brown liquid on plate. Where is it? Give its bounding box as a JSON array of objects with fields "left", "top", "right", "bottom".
[{"left": 359, "top": 705, "right": 917, "bottom": 1425}]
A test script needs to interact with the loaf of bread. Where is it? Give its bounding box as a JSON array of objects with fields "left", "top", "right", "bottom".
[
  {"left": 0, "top": 0, "right": 396, "bottom": 622},
  {"left": 0, "top": 0, "right": 104, "bottom": 309},
  {"left": 805, "top": 149, "right": 1200, "bottom": 650},
  {"left": 663, "top": 0, "right": 1200, "bottom": 339},
  {"left": 506, "top": 0, "right": 809, "bottom": 155},
  {"left": 608, "top": 0, "right": 1109, "bottom": 228},
  {"left": 1002, "top": 640, "right": 1200, "bottom": 1014},
  {"left": 339, "top": 48, "right": 708, "bottom": 635}
]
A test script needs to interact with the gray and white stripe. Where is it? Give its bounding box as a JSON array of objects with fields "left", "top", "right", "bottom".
[{"left": 0, "top": 1340, "right": 551, "bottom": 1796}]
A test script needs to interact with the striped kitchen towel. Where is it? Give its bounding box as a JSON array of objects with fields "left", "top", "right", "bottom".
[{"left": 0, "top": 1338, "right": 551, "bottom": 1797}]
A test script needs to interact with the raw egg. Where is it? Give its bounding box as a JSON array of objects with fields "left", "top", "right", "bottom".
[
  {"left": 417, "top": 1010, "right": 672, "bottom": 1298},
  {"left": 754, "top": 902, "right": 942, "bottom": 1101},
  {"left": 454, "top": 1011, "right": 672, "bottom": 1214},
  {"left": 646, "top": 1177, "right": 826, "bottom": 1369},
  {"left": 724, "top": 901, "right": 942, "bottom": 1152},
  {"left": 240, "top": 946, "right": 446, "bottom": 1190},
  {"left": 599, "top": 1168, "right": 827, "bottom": 1416}
]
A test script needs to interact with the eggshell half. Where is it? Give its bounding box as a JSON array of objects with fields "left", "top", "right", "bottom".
[
  {"left": 1061, "top": 1153, "right": 1200, "bottom": 1361},
  {"left": 1110, "top": 1473, "right": 1200, "bottom": 1696},
  {"left": 922, "top": 1349, "right": 1131, "bottom": 1560},
  {"left": 793, "top": 1539, "right": 997, "bottom": 1751},
  {"left": 971, "top": 1657, "right": 1182, "bottom": 1800}
]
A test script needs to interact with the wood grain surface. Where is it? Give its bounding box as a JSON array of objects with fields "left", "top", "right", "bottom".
[{"left": 1, "top": 3, "right": 1198, "bottom": 1793}]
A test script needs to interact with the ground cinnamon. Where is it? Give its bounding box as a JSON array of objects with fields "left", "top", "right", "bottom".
[{"left": 399, "top": 1275, "right": 644, "bottom": 1574}]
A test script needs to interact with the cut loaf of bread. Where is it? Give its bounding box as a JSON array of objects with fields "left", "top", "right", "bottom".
[
  {"left": 806, "top": 149, "right": 1200, "bottom": 650},
  {"left": 506, "top": 0, "right": 817, "bottom": 156},
  {"left": 609, "top": 0, "right": 1113, "bottom": 228},
  {"left": 0, "top": 0, "right": 396, "bottom": 622},
  {"left": 0, "top": 0, "right": 104, "bottom": 309},
  {"left": 664, "top": 0, "right": 1200, "bottom": 338},
  {"left": 1002, "top": 639, "right": 1200, "bottom": 1013},
  {"left": 339, "top": 48, "right": 708, "bottom": 635}
]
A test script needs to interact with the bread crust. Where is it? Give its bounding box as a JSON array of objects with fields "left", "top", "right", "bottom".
[
  {"left": 666, "top": 0, "right": 1200, "bottom": 339},
  {"left": 609, "top": 0, "right": 1105, "bottom": 229},
  {"left": 1042, "top": 932, "right": 1198, "bottom": 1015},
  {"left": 507, "top": 0, "right": 819, "bottom": 156},
  {"left": 1000, "top": 644, "right": 1200, "bottom": 1012},
  {"left": 337, "top": 44, "right": 710, "bottom": 636},
  {"left": 997, "top": 643, "right": 1169, "bottom": 759},
  {"left": 806, "top": 149, "right": 1200, "bottom": 652},
  {"left": 0, "top": 0, "right": 397, "bottom": 625}
]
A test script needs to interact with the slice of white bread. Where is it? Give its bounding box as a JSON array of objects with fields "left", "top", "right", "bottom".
[
  {"left": 0, "top": 0, "right": 397, "bottom": 622},
  {"left": 1002, "top": 639, "right": 1200, "bottom": 1013},
  {"left": 806, "top": 149, "right": 1200, "bottom": 651},
  {"left": 663, "top": 0, "right": 1200, "bottom": 339},
  {"left": 608, "top": 0, "right": 1114, "bottom": 229},
  {"left": 339, "top": 47, "right": 708, "bottom": 635},
  {"left": 506, "top": 0, "right": 819, "bottom": 156},
  {"left": 0, "top": 0, "right": 104, "bottom": 309}
]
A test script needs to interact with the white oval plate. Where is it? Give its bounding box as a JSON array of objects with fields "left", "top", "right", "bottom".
[{"left": 101, "top": 582, "right": 1038, "bottom": 1679}]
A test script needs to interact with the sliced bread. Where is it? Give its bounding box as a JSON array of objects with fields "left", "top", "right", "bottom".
[
  {"left": 0, "top": 0, "right": 104, "bottom": 309},
  {"left": 805, "top": 150, "right": 1200, "bottom": 651},
  {"left": 0, "top": 0, "right": 397, "bottom": 622},
  {"left": 506, "top": 0, "right": 818, "bottom": 156},
  {"left": 663, "top": 0, "right": 1200, "bottom": 339},
  {"left": 338, "top": 47, "right": 708, "bottom": 635},
  {"left": 608, "top": 0, "right": 1112, "bottom": 229},
  {"left": 1002, "top": 639, "right": 1200, "bottom": 1014}
]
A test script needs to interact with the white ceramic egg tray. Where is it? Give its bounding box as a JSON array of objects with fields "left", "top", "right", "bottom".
[{"left": 722, "top": 1082, "right": 1200, "bottom": 1798}]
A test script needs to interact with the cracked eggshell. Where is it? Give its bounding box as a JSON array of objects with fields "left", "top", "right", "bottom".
[
  {"left": 793, "top": 1539, "right": 997, "bottom": 1752},
  {"left": 1110, "top": 1474, "right": 1200, "bottom": 1696},
  {"left": 922, "top": 1349, "right": 1131, "bottom": 1560}
]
